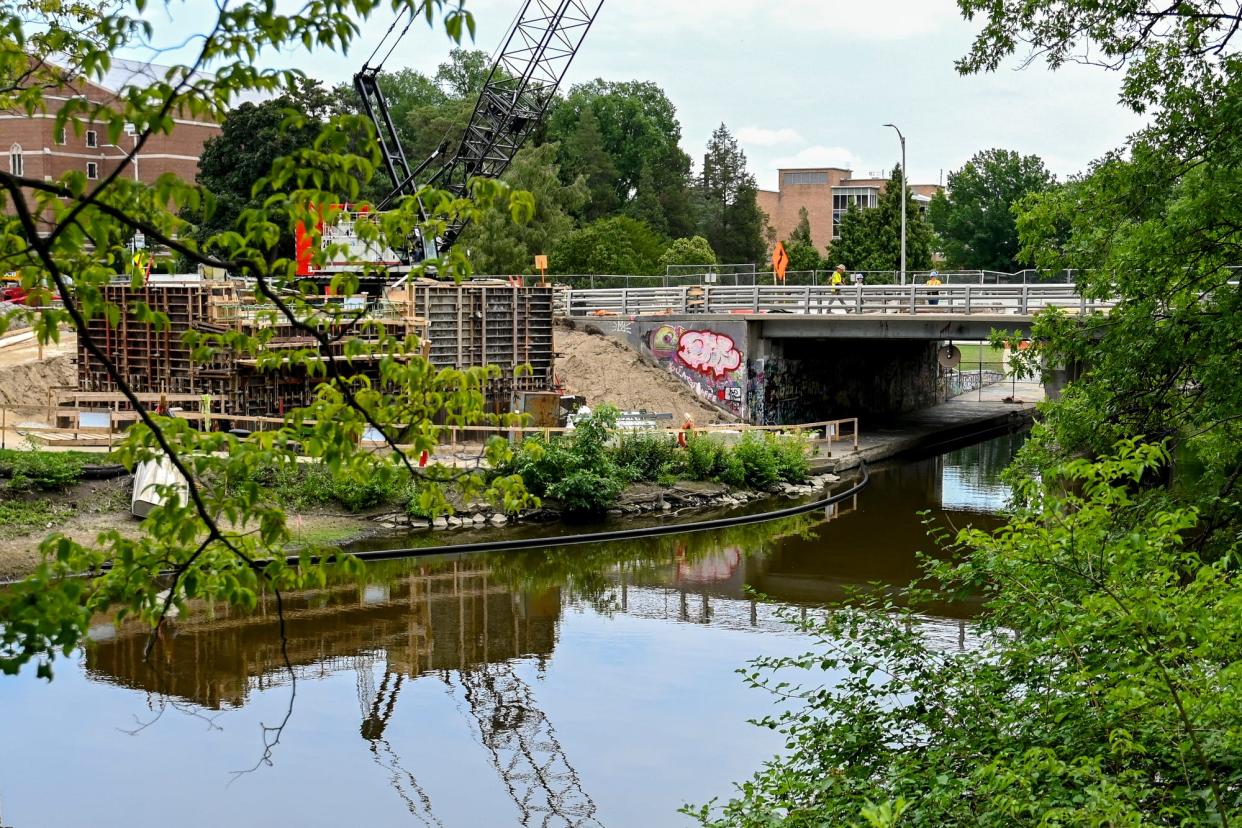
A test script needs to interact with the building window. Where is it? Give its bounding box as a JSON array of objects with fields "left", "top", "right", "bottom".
[
  {"left": 86, "top": 129, "right": 97, "bottom": 148},
  {"left": 56, "top": 126, "right": 66, "bottom": 145},
  {"left": 8, "top": 144, "right": 22, "bottom": 176},
  {"left": 86, "top": 161, "right": 98, "bottom": 180},
  {"left": 783, "top": 171, "right": 828, "bottom": 186}
]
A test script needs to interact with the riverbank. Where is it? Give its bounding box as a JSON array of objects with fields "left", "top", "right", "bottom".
[
  {"left": 0, "top": 468, "right": 842, "bottom": 581},
  {"left": 0, "top": 389, "right": 1031, "bottom": 581}
]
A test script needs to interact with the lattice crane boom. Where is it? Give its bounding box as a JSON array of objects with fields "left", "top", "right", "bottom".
[{"left": 354, "top": 0, "right": 605, "bottom": 266}]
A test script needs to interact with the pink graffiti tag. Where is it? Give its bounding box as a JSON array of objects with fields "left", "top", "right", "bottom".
[{"left": 677, "top": 330, "right": 742, "bottom": 378}]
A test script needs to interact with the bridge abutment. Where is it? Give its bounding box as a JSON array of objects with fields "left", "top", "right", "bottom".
[
  {"left": 568, "top": 316, "right": 947, "bottom": 425},
  {"left": 749, "top": 337, "right": 943, "bottom": 425}
]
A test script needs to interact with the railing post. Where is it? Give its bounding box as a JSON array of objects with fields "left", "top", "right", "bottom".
[
  {"left": 1021, "top": 284, "right": 1029, "bottom": 315},
  {"left": 856, "top": 284, "right": 863, "bottom": 314},
  {"left": 910, "top": 284, "right": 917, "bottom": 314},
  {"left": 681, "top": 286, "right": 688, "bottom": 314},
  {"left": 621, "top": 287, "right": 629, "bottom": 316},
  {"left": 804, "top": 285, "right": 811, "bottom": 314},
  {"left": 752, "top": 283, "right": 760, "bottom": 312},
  {"left": 964, "top": 285, "right": 972, "bottom": 314}
]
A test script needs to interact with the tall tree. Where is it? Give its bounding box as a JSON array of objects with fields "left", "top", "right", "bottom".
[
  {"left": 457, "top": 142, "right": 587, "bottom": 274},
  {"left": 547, "top": 80, "right": 695, "bottom": 236},
  {"left": 696, "top": 124, "right": 766, "bottom": 265},
  {"left": 190, "top": 78, "right": 333, "bottom": 252},
  {"left": 827, "top": 165, "right": 934, "bottom": 277},
  {"left": 928, "top": 149, "right": 1054, "bottom": 271},
  {"left": 556, "top": 106, "right": 620, "bottom": 221}
]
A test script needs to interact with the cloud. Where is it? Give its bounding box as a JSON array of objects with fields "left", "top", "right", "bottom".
[
  {"left": 603, "top": 0, "right": 961, "bottom": 40},
  {"left": 737, "top": 126, "right": 805, "bottom": 147},
  {"left": 770, "top": 145, "right": 863, "bottom": 171}
]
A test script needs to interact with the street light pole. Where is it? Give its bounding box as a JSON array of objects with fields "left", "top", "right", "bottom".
[{"left": 883, "top": 123, "right": 907, "bottom": 286}]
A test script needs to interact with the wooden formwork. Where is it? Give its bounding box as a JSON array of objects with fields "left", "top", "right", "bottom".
[
  {"left": 76, "top": 280, "right": 552, "bottom": 419},
  {"left": 405, "top": 281, "right": 554, "bottom": 411}
]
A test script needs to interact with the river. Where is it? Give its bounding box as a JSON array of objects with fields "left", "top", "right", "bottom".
[{"left": 0, "top": 433, "right": 1023, "bottom": 827}]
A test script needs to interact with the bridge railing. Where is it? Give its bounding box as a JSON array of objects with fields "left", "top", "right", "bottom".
[{"left": 564, "top": 283, "right": 1115, "bottom": 317}]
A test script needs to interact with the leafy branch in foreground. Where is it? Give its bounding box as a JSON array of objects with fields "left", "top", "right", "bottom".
[
  {"left": 689, "top": 441, "right": 1241, "bottom": 827},
  {"left": 0, "top": 0, "right": 541, "bottom": 682}
]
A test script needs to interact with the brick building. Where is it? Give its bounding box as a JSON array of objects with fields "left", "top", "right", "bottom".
[
  {"left": 757, "top": 167, "right": 942, "bottom": 255},
  {"left": 1, "top": 59, "right": 225, "bottom": 203}
]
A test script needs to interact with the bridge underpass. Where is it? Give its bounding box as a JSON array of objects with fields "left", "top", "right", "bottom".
[{"left": 562, "top": 284, "right": 1102, "bottom": 424}]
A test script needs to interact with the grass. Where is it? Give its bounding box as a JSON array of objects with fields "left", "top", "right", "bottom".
[
  {"left": 0, "top": 498, "right": 71, "bottom": 538},
  {"left": 954, "top": 343, "right": 1007, "bottom": 371}
]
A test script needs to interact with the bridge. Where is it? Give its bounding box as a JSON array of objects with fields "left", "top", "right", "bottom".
[
  {"left": 562, "top": 283, "right": 1110, "bottom": 339},
  {"left": 557, "top": 284, "right": 1105, "bottom": 425}
]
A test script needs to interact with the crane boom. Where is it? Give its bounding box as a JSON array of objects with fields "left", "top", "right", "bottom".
[
  {"left": 354, "top": 0, "right": 605, "bottom": 266},
  {"left": 422, "top": 0, "right": 604, "bottom": 251}
]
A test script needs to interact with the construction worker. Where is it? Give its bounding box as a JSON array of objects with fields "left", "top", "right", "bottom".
[
  {"left": 678, "top": 412, "right": 695, "bottom": 448},
  {"left": 830, "top": 264, "right": 849, "bottom": 311},
  {"left": 926, "top": 270, "right": 942, "bottom": 306}
]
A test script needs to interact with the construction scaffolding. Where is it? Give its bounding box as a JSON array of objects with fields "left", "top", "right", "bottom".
[{"left": 74, "top": 279, "right": 554, "bottom": 420}]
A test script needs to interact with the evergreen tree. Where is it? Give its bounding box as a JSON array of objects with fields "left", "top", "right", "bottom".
[
  {"left": 696, "top": 124, "right": 766, "bottom": 265},
  {"left": 457, "top": 143, "right": 587, "bottom": 274},
  {"left": 557, "top": 106, "right": 620, "bottom": 222},
  {"left": 827, "top": 165, "right": 933, "bottom": 278}
]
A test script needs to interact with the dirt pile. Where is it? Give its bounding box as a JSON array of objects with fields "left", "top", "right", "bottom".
[
  {"left": 0, "top": 336, "right": 75, "bottom": 412},
  {"left": 554, "top": 326, "right": 727, "bottom": 424}
]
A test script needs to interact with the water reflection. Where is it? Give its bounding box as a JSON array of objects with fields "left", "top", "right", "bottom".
[{"left": 1, "top": 433, "right": 1023, "bottom": 828}]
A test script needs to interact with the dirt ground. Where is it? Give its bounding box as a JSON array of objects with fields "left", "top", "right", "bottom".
[{"left": 554, "top": 325, "right": 727, "bottom": 424}]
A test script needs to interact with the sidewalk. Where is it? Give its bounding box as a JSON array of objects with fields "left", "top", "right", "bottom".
[{"left": 818, "top": 380, "right": 1042, "bottom": 473}]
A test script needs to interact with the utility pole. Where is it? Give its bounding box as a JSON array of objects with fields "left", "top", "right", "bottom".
[{"left": 883, "top": 123, "right": 907, "bottom": 286}]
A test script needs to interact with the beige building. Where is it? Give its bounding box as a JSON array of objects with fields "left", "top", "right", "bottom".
[
  {"left": 757, "top": 167, "right": 942, "bottom": 254},
  {"left": 2, "top": 59, "right": 225, "bottom": 218}
]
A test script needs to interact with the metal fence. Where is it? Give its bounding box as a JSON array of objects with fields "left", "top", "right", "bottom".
[
  {"left": 468, "top": 268, "right": 1080, "bottom": 288},
  {"left": 563, "top": 283, "right": 1114, "bottom": 317}
]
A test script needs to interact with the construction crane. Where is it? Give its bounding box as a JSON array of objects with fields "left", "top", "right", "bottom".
[
  {"left": 303, "top": 0, "right": 604, "bottom": 280},
  {"left": 354, "top": 654, "right": 445, "bottom": 827}
]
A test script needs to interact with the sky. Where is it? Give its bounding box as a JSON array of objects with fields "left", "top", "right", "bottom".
[{"left": 131, "top": 0, "right": 1150, "bottom": 190}]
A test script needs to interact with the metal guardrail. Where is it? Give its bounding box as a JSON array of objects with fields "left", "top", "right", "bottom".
[{"left": 563, "top": 283, "right": 1116, "bottom": 317}]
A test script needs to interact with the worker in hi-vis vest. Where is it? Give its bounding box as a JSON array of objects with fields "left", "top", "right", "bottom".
[
  {"left": 830, "top": 264, "right": 848, "bottom": 309},
  {"left": 926, "top": 270, "right": 942, "bottom": 306}
]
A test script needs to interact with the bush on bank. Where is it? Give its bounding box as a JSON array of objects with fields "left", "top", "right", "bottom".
[{"left": 504, "top": 406, "right": 812, "bottom": 515}]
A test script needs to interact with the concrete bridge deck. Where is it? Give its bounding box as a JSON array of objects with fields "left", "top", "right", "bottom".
[{"left": 564, "top": 283, "right": 1110, "bottom": 341}]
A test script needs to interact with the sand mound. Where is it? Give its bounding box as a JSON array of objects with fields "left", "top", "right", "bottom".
[
  {"left": 0, "top": 333, "right": 76, "bottom": 412},
  {"left": 554, "top": 325, "right": 727, "bottom": 424}
]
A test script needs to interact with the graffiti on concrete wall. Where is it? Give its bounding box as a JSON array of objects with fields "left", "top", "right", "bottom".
[
  {"left": 635, "top": 321, "right": 747, "bottom": 417},
  {"left": 676, "top": 330, "right": 742, "bottom": 378}
]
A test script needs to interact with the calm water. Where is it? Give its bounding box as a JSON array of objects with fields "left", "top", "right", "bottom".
[{"left": 0, "top": 433, "right": 1023, "bottom": 827}]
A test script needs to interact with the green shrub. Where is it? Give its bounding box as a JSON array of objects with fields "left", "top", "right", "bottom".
[
  {"left": 246, "top": 462, "right": 406, "bottom": 513},
  {"left": 504, "top": 406, "right": 629, "bottom": 514},
  {"left": 769, "top": 433, "right": 810, "bottom": 483},
  {"left": 733, "top": 434, "right": 781, "bottom": 490},
  {"left": 718, "top": 451, "right": 747, "bottom": 488},
  {"left": 685, "top": 435, "right": 727, "bottom": 480},
  {"left": 0, "top": 450, "right": 85, "bottom": 491},
  {"left": 616, "top": 432, "right": 682, "bottom": 482},
  {"left": 548, "top": 469, "right": 626, "bottom": 515},
  {"left": 504, "top": 436, "right": 574, "bottom": 497}
]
